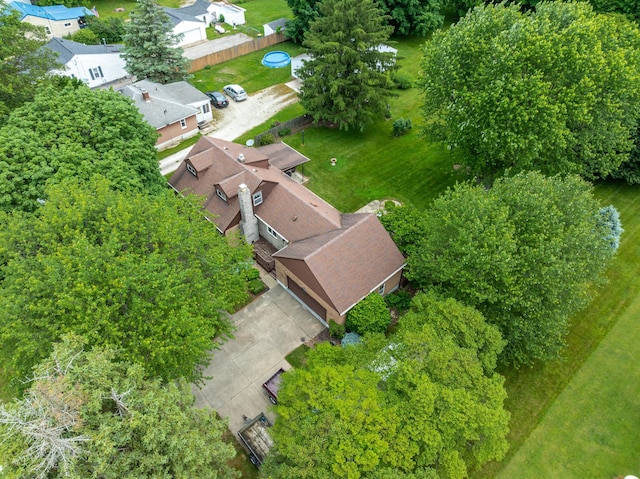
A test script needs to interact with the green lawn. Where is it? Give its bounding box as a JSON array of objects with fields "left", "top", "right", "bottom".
[
  {"left": 495, "top": 183, "right": 640, "bottom": 478},
  {"left": 203, "top": 34, "right": 640, "bottom": 478},
  {"left": 242, "top": 0, "right": 292, "bottom": 32},
  {"left": 91, "top": 0, "right": 181, "bottom": 20},
  {"left": 190, "top": 41, "right": 304, "bottom": 94},
  {"left": 472, "top": 181, "right": 640, "bottom": 478}
]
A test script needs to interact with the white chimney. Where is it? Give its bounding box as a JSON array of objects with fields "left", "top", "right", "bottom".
[
  {"left": 238, "top": 153, "right": 245, "bottom": 163},
  {"left": 238, "top": 183, "right": 258, "bottom": 243}
]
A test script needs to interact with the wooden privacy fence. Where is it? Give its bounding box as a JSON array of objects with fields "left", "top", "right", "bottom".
[
  {"left": 254, "top": 115, "right": 314, "bottom": 145},
  {"left": 189, "top": 33, "right": 287, "bottom": 72}
]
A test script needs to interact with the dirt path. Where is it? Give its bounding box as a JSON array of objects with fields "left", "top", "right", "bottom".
[{"left": 207, "top": 84, "right": 299, "bottom": 142}]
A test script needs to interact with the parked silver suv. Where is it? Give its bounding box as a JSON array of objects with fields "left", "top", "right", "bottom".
[{"left": 223, "top": 84, "right": 247, "bottom": 102}]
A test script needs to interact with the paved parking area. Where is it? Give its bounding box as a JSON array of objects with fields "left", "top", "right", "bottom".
[
  {"left": 182, "top": 33, "right": 254, "bottom": 60},
  {"left": 192, "top": 283, "right": 325, "bottom": 434}
]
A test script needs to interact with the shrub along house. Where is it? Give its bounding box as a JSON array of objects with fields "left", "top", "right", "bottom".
[{"left": 169, "top": 136, "right": 405, "bottom": 325}]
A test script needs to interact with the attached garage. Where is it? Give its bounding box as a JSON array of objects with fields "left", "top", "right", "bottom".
[
  {"left": 287, "top": 277, "right": 326, "bottom": 321},
  {"left": 180, "top": 27, "right": 204, "bottom": 46}
]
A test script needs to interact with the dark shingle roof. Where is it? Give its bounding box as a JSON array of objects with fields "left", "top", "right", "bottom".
[
  {"left": 44, "top": 37, "right": 121, "bottom": 65},
  {"left": 163, "top": 7, "right": 204, "bottom": 26},
  {"left": 174, "top": 0, "right": 211, "bottom": 17}
]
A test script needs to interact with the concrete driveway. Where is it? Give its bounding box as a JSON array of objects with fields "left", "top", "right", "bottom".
[{"left": 193, "top": 281, "right": 325, "bottom": 434}]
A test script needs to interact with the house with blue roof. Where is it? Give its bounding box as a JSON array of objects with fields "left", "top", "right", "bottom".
[{"left": 9, "top": 1, "right": 94, "bottom": 38}]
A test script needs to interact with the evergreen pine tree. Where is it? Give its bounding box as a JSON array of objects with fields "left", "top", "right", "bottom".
[
  {"left": 298, "top": 0, "right": 395, "bottom": 132},
  {"left": 122, "top": 0, "right": 190, "bottom": 84}
]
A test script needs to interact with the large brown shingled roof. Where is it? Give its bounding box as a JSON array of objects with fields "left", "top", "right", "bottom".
[
  {"left": 273, "top": 214, "right": 406, "bottom": 315},
  {"left": 169, "top": 136, "right": 405, "bottom": 315}
]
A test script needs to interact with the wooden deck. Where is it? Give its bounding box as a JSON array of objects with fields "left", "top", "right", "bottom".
[{"left": 253, "top": 237, "right": 276, "bottom": 272}]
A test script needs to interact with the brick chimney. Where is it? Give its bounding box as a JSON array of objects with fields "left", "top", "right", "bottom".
[
  {"left": 141, "top": 89, "right": 150, "bottom": 102},
  {"left": 238, "top": 183, "right": 259, "bottom": 243}
]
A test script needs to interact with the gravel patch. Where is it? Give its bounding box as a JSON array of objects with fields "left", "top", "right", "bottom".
[{"left": 207, "top": 84, "right": 299, "bottom": 142}]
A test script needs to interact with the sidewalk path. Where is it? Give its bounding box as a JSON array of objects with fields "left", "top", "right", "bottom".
[{"left": 159, "top": 145, "right": 194, "bottom": 176}]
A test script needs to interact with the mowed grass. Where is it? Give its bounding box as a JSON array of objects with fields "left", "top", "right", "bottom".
[
  {"left": 219, "top": 35, "right": 640, "bottom": 472},
  {"left": 190, "top": 41, "right": 304, "bottom": 94},
  {"left": 227, "top": 34, "right": 461, "bottom": 212},
  {"left": 242, "top": 0, "right": 292, "bottom": 31},
  {"left": 473, "top": 181, "right": 640, "bottom": 478},
  {"left": 497, "top": 286, "right": 640, "bottom": 478}
]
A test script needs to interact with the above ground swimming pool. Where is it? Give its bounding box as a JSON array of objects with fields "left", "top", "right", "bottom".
[{"left": 262, "top": 51, "right": 291, "bottom": 68}]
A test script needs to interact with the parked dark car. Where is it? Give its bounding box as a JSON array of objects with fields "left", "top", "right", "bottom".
[{"left": 206, "top": 91, "right": 229, "bottom": 108}]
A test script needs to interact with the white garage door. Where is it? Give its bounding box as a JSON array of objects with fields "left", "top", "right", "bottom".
[{"left": 180, "top": 28, "right": 203, "bottom": 46}]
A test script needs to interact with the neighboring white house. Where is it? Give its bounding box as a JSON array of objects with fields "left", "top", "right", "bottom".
[
  {"left": 120, "top": 79, "right": 213, "bottom": 149},
  {"left": 9, "top": 0, "right": 95, "bottom": 38},
  {"left": 209, "top": 1, "right": 245, "bottom": 27},
  {"left": 44, "top": 38, "right": 127, "bottom": 88},
  {"left": 163, "top": 8, "right": 207, "bottom": 47},
  {"left": 169, "top": 0, "right": 245, "bottom": 28},
  {"left": 291, "top": 45, "right": 397, "bottom": 80},
  {"left": 291, "top": 53, "right": 312, "bottom": 80},
  {"left": 173, "top": 0, "right": 215, "bottom": 25},
  {"left": 264, "top": 17, "right": 286, "bottom": 36}
]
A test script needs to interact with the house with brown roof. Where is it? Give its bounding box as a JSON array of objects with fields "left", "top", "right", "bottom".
[{"left": 169, "top": 136, "right": 405, "bottom": 325}]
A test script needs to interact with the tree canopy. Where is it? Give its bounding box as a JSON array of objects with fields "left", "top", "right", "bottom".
[
  {"left": 122, "top": 0, "right": 190, "bottom": 83},
  {"left": 262, "top": 292, "right": 509, "bottom": 479},
  {"left": 419, "top": 2, "right": 640, "bottom": 182},
  {"left": 0, "top": 336, "right": 239, "bottom": 479},
  {"left": 406, "top": 171, "right": 617, "bottom": 366},
  {"left": 0, "top": 178, "right": 252, "bottom": 395},
  {"left": 286, "top": 0, "right": 448, "bottom": 41},
  {"left": 0, "top": 10, "right": 59, "bottom": 125},
  {"left": 378, "top": 0, "right": 445, "bottom": 35},
  {"left": 0, "top": 83, "right": 165, "bottom": 213},
  {"left": 298, "top": 0, "right": 395, "bottom": 132}
]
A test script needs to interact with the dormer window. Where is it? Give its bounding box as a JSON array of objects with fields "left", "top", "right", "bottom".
[
  {"left": 216, "top": 188, "right": 227, "bottom": 202},
  {"left": 253, "top": 191, "right": 263, "bottom": 206},
  {"left": 186, "top": 163, "right": 197, "bottom": 177}
]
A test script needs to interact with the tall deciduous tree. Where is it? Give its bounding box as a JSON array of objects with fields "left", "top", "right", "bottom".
[
  {"left": 298, "top": 0, "right": 395, "bottom": 132},
  {"left": 286, "top": 0, "right": 446, "bottom": 41},
  {"left": 285, "top": 0, "right": 321, "bottom": 43},
  {"left": 122, "top": 0, "right": 190, "bottom": 83},
  {"left": 0, "top": 178, "right": 252, "bottom": 395},
  {"left": 0, "top": 10, "right": 59, "bottom": 124},
  {"left": 0, "top": 83, "right": 165, "bottom": 213},
  {"left": 262, "top": 293, "right": 509, "bottom": 479},
  {"left": 419, "top": 2, "right": 640, "bottom": 183},
  {"left": 407, "top": 171, "right": 617, "bottom": 366},
  {"left": 0, "top": 336, "right": 239, "bottom": 479},
  {"left": 377, "top": 0, "right": 445, "bottom": 35}
]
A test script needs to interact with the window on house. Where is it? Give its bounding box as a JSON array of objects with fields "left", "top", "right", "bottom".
[
  {"left": 216, "top": 188, "right": 227, "bottom": 202},
  {"left": 88, "top": 67, "right": 103, "bottom": 80},
  {"left": 378, "top": 283, "right": 385, "bottom": 295},
  {"left": 186, "top": 163, "right": 197, "bottom": 177},
  {"left": 267, "top": 225, "right": 277, "bottom": 238},
  {"left": 202, "top": 103, "right": 210, "bottom": 114},
  {"left": 180, "top": 119, "right": 187, "bottom": 129},
  {"left": 44, "top": 26, "right": 51, "bottom": 35},
  {"left": 64, "top": 22, "right": 72, "bottom": 28},
  {"left": 253, "top": 191, "right": 263, "bottom": 206}
]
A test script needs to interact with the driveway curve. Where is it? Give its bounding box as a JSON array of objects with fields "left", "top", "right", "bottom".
[{"left": 208, "top": 84, "right": 299, "bottom": 142}]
